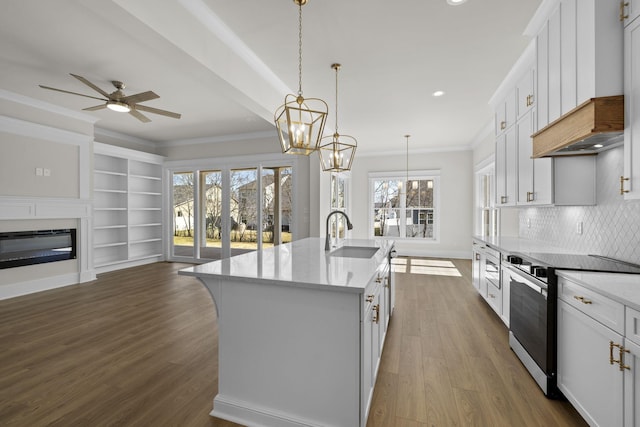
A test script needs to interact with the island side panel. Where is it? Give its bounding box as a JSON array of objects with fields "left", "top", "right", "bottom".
[{"left": 213, "top": 277, "right": 362, "bottom": 427}]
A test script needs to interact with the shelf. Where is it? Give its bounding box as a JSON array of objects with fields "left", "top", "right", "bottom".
[
  {"left": 95, "top": 241, "right": 127, "bottom": 249},
  {"left": 130, "top": 223, "right": 162, "bottom": 228},
  {"left": 130, "top": 174, "right": 162, "bottom": 181},
  {"left": 130, "top": 238, "right": 162, "bottom": 244},
  {"left": 95, "top": 189, "right": 127, "bottom": 194},
  {"left": 94, "top": 207, "right": 127, "bottom": 211},
  {"left": 94, "top": 224, "right": 127, "bottom": 230},
  {"left": 130, "top": 191, "right": 161, "bottom": 196},
  {"left": 129, "top": 207, "right": 161, "bottom": 211},
  {"left": 95, "top": 169, "right": 127, "bottom": 177}
]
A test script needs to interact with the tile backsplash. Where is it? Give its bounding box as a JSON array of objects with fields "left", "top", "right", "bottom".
[{"left": 519, "top": 146, "right": 640, "bottom": 264}]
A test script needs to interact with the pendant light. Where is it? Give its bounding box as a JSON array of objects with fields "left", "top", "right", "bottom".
[
  {"left": 319, "top": 63, "right": 357, "bottom": 172},
  {"left": 403, "top": 134, "right": 418, "bottom": 192},
  {"left": 274, "top": 0, "right": 328, "bottom": 155}
]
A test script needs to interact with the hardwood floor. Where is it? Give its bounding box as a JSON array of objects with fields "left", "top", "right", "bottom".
[{"left": 0, "top": 259, "right": 587, "bottom": 426}]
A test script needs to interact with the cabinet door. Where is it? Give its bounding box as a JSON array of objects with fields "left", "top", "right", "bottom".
[
  {"left": 560, "top": 0, "right": 577, "bottom": 115},
  {"left": 495, "top": 134, "right": 507, "bottom": 205},
  {"left": 500, "top": 266, "right": 510, "bottom": 327},
  {"left": 516, "top": 68, "right": 535, "bottom": 120},
  {"left": 557, "top": 300, "right": 624, "bottom": 427},
  {"left": 548, "top": 4, "right": 562, "bottom": 123},
  {"left": 624, "top": 0, "right": 640, "bottom": 25},
  {"left": 517, "top": 111, "right": 534, "bottom": 205},
  {"left": 537, "top": 21, "right": 550, "bottom": 130},
  {"left": 624, "top": 16, "right": 640, "bottom": 199},
  {"left": 505, "top": 127, "right": 518, "bottom": 206},
  {"left": 624, "top": 337, "right": 640, "bottom": 427},
  {"left": 362, "top": 303, "right": 374, "bottom": 421}
]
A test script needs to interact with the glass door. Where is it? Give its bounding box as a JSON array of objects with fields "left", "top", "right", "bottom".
[
  {"left": 172, "top": 171, "right": 195, "bottom": 258},
  {"left": 230, "top": 168, "right": 258, "bottom": 256},
  {"left": 199, "top": 170, "right": 222, "bottom": 261}
]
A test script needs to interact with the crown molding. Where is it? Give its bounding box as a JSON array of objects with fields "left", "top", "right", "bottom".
[
  {"left": 0, "top": 89, "right": 98, "bottom": 124},
  {"left": 157, "top": 130, "right": 276, "bottom": 147}
]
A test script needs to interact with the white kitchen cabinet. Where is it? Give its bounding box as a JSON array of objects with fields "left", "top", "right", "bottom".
[
  {"left": 93, "top": 143, "right": 165, "bottom": 273},
  {"left": 495, "top": 126, "right": 517, "bottom": 206},
  {"left": 621, "top": 0, "right": 640, "bottom": 25},
  {"left": 624, "top": 15, "right": 640, "bottom": 199},
  {"left": 517, "top": 110, "right": 553, "bottom": 205},
  {"left": 624, "top": 336, "right": 640, "bottom": 427},
  {"left": 495, "top": 89, "right": 517, "bottom": 136},
  {"left": 472, "top": 240, "right": 484, "bottom": 293},
  {"left": 534, "top": 0, "right": 623, "bottom": 131},
  {"left": 516, "top": 67, "right": 535, "bottom": 120},
  {"left": 557, "top": 299, "right": 624, "bottom": 427},
  {"left": 500, "top": 259, "right": 510, "bottom": 327}
]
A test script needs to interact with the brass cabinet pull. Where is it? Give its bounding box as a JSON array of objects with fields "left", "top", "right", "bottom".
[
  {"left": 489, "top": 293, "right": 496, "bottom": 299},
  {"left": 610, "top": 341, "right": 631, "bottom": 371},
  {"left": 366, "top": 294, "right": 375, "bottom": 303},
  {"left": 384, "top": 277, "right": 389, "bottom": 288},
  {"left": 475, "top": 253, "right": 481, "bottom": 261},
  {"left": 526, "top": 94, "right": 534, "bottom": 107},
  {"left": 620, "top": 1, "right": 630, "bottom": 21},
  {"left": 500, "top": 121, "right": 506, "bottom": 130},
  {"left": 620, "top": 176, "right": 630, "bottom": 195},
  {"left": 375, "top": 276, "right": 382, "bottom": 283},
  {"left": 526, "top": 191, "right": 534, "bottom": 202},
  {"left": 500, "top": 196, "right": 507, "bottom": 204},
  {"left": 373, "top": 304, "right": 380, "bottom": 324},
  {"left": 574, "top": 295, "right": 593, "bottom": 304}
]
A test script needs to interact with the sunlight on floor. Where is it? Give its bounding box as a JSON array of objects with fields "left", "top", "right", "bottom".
[{"left": 392, "top": 257, "right": 461, "bottom": 276}]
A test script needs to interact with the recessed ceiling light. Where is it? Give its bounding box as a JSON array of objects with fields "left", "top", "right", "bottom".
[
  {"left": 447, "top": 0, "right": 468, "bottom": 5},
  {"left": 593, "top": 144, "right": 604, "bottom": 148},
  {"left": 432, "top": 90, "right": 445, "bottom": 97}
]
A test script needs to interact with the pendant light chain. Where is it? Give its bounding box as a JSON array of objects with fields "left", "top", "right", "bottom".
[
  {"left": 334, "top": 65, "right": 339, "bottom": 134},
  {"left": 298, "top": 2, "right": 303, "bottom": 97}
]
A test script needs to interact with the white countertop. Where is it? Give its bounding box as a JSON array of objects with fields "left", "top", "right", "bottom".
[
  {"left": 473, "top": 235, "right": 585, "bottom": 256},
  {"left": 179, "top": 237, "right": 395, "bottom": 294},
  {"left": 557, "top": 270, "right": 640, "bottom": 311}
]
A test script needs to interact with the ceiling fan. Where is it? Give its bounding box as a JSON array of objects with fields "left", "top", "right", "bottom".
[{"left": 39, "top": 73, "right": 181, "bottom": 123}]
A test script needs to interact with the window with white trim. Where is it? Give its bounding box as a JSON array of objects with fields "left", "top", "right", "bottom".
[{"left": 369, "top": 171, "right": 440, "bottom": 240}]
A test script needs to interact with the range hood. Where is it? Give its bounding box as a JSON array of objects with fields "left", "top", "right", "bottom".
[{"left": 532, "top": 95, "right": 624, "bottom": 158}]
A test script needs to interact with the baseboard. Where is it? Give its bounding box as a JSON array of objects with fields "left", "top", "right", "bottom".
[
  {"left": 212, "top": 395, "right": 326, "bottom": 427},
  {"left": 0, "top": 272, "right": 93, "bottom": 300}
]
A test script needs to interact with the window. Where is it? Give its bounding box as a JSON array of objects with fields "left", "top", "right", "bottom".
[
  {"left": 475, "top": 162, "right": 498, "bottom": 237},
  {"left": 369, "top": 171, "right": 439, "bottom": 240},
  {"left": 329, "top": 173, "right": 348, "bottom": 239}
]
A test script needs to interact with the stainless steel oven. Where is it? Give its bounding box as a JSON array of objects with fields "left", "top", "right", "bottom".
[{"left": 506, "top": 264, "right": 556, "bottom": 396}]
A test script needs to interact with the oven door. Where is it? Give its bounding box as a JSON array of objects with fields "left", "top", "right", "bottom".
[{"left": 508, "top": 267, "right": 548, "bottom": 373}]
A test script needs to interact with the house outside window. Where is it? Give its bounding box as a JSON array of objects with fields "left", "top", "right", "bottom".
[{"left": 369, "top": 171, "right": 440, "bottom": 240}]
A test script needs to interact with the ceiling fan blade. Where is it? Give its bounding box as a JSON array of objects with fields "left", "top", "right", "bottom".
[
  {"left": 70, "top": 73, "right": 111, "bottom": 98},
  {"left": 39, "top": 85, "right": 107, "bottom": 101},
  {"left": 129, "top": 108, "right": 151, "bottom": 123},
  {"left": 83, "top": 104, "right": 107, "bottom": 111},
  {"left": 121, "top": 91, "right": 159, "bottom": 104},
  {"left": 135, "top": 104, "right": 181, "bottom": 119}
]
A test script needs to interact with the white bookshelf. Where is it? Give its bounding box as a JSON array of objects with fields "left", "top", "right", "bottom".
[{"left": 93, "top": 143, "right": 165, "bottom": 273}]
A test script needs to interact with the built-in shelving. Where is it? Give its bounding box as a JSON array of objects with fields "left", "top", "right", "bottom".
[{"left": 93, "top": 143, "right": 165, "bottom": 273}]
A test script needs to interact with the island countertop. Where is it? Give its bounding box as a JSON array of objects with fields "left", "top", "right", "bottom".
[{"left": 179, "top": 237, "right": 395, "bottom": 293}]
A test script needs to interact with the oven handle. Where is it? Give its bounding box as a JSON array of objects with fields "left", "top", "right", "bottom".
[{"left": 506, "top": 266, "right": 548, "bottom": 296}]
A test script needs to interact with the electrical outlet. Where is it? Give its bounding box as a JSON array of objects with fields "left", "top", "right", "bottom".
[
  {"left": 576, "top": 221, "right": 583, "bottom": 235},
  {"left": 526, "top": 218, "right": 531, "bottom": 228},
  {"left": 43, "top": 168, "right": 51, "bottom": 177},
  {"left": 35, "top": 167, "right": 43, "bottom": 176}
]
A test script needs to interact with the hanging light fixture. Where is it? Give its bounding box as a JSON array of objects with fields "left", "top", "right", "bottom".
[
  {"left": 319, "top": 63, "right": 357, "bottom": 172},
  {"left": 274, "top": 0, "right": 328, "bottom": 155},
  {"left": 403, "top": 134, "right": 418, "bottom": 192}
]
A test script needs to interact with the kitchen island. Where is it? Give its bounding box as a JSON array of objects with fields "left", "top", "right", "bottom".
[{"left": 179, "top": 237, "right": 395, "bottom": 427}]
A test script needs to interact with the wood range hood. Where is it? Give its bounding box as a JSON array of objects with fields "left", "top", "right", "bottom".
[{"left": 532, "top": 95, "right": 624, "bottom": 158}]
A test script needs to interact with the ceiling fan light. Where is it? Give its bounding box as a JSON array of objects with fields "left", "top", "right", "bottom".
[{"left": 107, "top": 101, "right": 130, "bottom": 113}]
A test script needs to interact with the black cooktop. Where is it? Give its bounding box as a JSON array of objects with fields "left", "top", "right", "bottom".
[{"left": 514, "top": 252, "right": 640, "bottom": 275}]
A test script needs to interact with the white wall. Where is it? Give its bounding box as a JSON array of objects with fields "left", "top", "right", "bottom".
[{"left": 318, "top": 149, "right": 474, "bottom": 259}]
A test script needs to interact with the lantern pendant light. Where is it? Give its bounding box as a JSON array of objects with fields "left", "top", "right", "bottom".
[
  {"left": 319, "top": 63, "right": 357, "bottom": 172},
  {"left": 274, "top": 0, "right": 328, "bottom": 156}
]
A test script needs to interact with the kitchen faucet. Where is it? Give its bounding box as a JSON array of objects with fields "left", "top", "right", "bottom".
[{"left": 325, "top": 210, "right": 353, "bottom": 251}]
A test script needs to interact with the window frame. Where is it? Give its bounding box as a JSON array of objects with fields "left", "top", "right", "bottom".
[{"left": 368, "top": 170, "right": 440, "bottom": 242}]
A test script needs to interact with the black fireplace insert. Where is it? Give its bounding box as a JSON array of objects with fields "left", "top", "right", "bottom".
[{"left": 0, "top": 229, "right": 77, "bottom": 269}]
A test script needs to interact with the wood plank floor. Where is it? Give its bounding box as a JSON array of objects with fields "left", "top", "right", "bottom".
[{"left": 0, "top": 259, "right": 587, "bottom": 426}]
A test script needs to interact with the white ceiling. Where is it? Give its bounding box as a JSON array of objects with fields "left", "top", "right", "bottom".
[{"left": 0, "top": 0, "right": 541, "bottom": 153}]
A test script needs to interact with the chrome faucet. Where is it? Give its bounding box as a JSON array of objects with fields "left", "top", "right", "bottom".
[{"left": 325, "top": 210, "right": 353, "bottom": 251}]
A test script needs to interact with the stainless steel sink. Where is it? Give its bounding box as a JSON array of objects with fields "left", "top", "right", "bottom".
[{"left": 329, "top": 246, "right": 379, "bottom": 259}]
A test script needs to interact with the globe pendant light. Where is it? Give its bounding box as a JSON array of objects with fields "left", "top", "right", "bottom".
[
  {"left": 274, "top": 0, "right": 328, "bottom": 156},
  {"left": 319, "top": 63, "right": 357, "bottom": 172}
]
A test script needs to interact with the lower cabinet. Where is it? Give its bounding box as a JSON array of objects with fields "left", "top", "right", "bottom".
[
  {"left": 470, "top": 240, "right": 509, "bottom": 326},
  {"left": 557, "top": 275, "right": 639, "bottom": 427},
  {"left": 557, "top": 299, "right": 624, "bottom": 426}
]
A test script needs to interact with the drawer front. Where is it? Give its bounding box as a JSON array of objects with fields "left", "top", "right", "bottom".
[
  {"left": 558, "top": 277, "right": 625, "bottom": 334},
  {"left": 626, "top": 306, "right": 640, "bottom": 346},
  {"left": 486, "top": 281, "right": 502, "bottom": 316}
]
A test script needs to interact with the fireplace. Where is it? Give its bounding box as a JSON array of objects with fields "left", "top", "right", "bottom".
[{"left": 0, "top": 229, "right": 77, "bottom": 269}]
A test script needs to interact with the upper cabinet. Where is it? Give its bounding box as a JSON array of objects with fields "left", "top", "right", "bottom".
[
  {"left": 623, "top": 3, "right": 640, "bottom": 198},
  {"left": 533, "top": 0, "right": 624, "bottom": 131},
  {"left": 620, "top": 0, "right": 640, "bottom": 29},
  {"left": 495, "top": 88, "right": 517, "bottom": 136}
]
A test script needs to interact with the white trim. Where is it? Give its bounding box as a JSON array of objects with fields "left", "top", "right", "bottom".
[
  {"left": 524, "top": 0, "right": 561, "bottom": 37},
  {"left": 0, "top": 115, "right": 93, "bottom": 147},
  {"left": 212, "top": 394, "right": 325, "bottom": 427},
  {"left": 0, "top": 89, "right": 99, "bottom": 124},
  {"left": 0, "top": 197, "right": 92, "bottom": 219},
  {"left": 94, "top": 127, "right": 157, "bottom": 148},
  {"left": 94, "top": 141, "right": 166, "bottom": 164},
  {"left": 357, "top": 144, "right": 470, "bottom": 158},
  {"left": 157, "top": 130, "right": 276, "bottom": 148},
  {"left": 474, "top": 153, "right": 496, "bottom": 173},
  {"left": 368, "top": 169, "right": 441, "bottom": 179},
  {"left": 0, "top": 271, "right": 96, "bottom": 301},
  {"left": 164, "top": 152, "right": 294, "bottom": 170}
]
